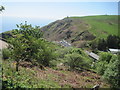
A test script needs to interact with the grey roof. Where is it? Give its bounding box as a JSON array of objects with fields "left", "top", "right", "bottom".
[
  {"left": 85, "top": 51, "right": 99, "bottom": 60},
  {"left": 89, "top": 52, "right": 99, "bottom": 60}
]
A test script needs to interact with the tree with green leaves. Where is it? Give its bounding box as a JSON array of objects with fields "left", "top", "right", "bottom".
[
  {"left": 107, "top": 35, "right": 120, "bottom": 49},
  {"left": 9, "top": 34, "right": 28, "bottom": 71},
  {"left": 97, "top": 38, "right": 107, "bottom": 51},
  {"left": 8, "top": 22, "right": 54, "bottom": 71}
]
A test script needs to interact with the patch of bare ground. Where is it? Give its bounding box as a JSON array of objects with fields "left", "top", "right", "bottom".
[
  {"left": 18, "top": 61, "right": 109, "bottom": 88},
  {"left": 0, "top": 40, "right": 9, "bottom": 49}
]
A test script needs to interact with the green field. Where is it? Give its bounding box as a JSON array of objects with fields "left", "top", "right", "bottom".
[{"left": 70, "top": 15, "right": 118, "bottom": 38}]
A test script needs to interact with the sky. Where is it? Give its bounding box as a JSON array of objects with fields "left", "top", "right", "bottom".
[
  {"left": 1, "top": 0, "right": 120, "bottom": 2},
  {"left": 1, "top": 2, "right": 118, "bottom": 20}
]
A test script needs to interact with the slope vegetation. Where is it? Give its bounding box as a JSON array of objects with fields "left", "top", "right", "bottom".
[{"left": 2, "top": 60, "right": 109, "bottom": 88}]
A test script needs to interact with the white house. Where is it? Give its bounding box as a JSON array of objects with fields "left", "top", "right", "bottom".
[{"left": 109, "top": 48, "right": 120, "bottom": 54}]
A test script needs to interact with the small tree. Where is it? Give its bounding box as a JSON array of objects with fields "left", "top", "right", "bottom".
[
  {"left": 9, "top": 34, "right": 28, "bottom": 71},
  {"left": 8, "top": 22, "right": 54, "bottom": 71},
  {"left": 7, "top": 22, "right": 42, "bottom": 71}
]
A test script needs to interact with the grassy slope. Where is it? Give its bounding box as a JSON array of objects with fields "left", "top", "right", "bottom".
[
  {"left": 42, "top": 15, "right": 118, "bottom": 47},
  {"left": 78, "top": 15, "right": 118, "bottom": 38},
  {"left": 2, "top": 60, "right": 110, "bottom": 88}
]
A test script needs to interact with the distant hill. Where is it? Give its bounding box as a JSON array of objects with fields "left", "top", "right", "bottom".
[
  {"left": 1, "top": 15, "right": 118, "bottom": 48},
  {"left": 41, "top": 15, "right": 118, "bottom": 47}
]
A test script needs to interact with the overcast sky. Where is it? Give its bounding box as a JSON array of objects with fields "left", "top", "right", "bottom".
[{"left": 1, "top": 2, "right": 118, "bottom": 20}]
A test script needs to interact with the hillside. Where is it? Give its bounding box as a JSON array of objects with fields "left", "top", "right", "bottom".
[
  {"left": 2, "top": 60, "right": 110, "bottom": 88},
  {"left": 41, "top": 15, "right": 118, "bottom": 47},
  {"left": 1, "top": 16, "right": 119, "bottom": 89}
]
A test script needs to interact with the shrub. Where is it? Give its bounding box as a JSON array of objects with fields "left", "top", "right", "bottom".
[
  {"left": 2, "top": 48, "right": 11, "bottom": 60},
  {"left": 55, "top": 47, "right": 72, "bottom": 58},
  {"left": 65, "top": 53, "right": 91, "bottom": 71},
  {"left": 99, "top": 52, "right": 113, "bottom": 63},
  {"left": 107, "top": 35, "right": 120, "bottom": 49},
  {"left": 103, "top": 55, "right": 120, "bottom": 89},
  {"left": 33, "top": 39, "right": 55, "bottom": 67},
  {"left": 95, "top": 61, "right": 108, "bottom": 75},
  {"left": 90, "top": 39, "right": 98, "bottom": 51},
  {"left": 95, "top": 52, "right": 120, "bottom": 88},
  {"left": 53, "top": 47, "right": 92, "bottom": 71},
  {"left": 97, "top": 39, "right": 107, "bottom": 51},
  {"left": 95, "top": 52, "right": 113, "bottom": 75}
]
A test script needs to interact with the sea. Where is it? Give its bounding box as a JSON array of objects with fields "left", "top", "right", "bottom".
[{"left": 1, "top": 16, "right": 55, "bottom": 33}]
